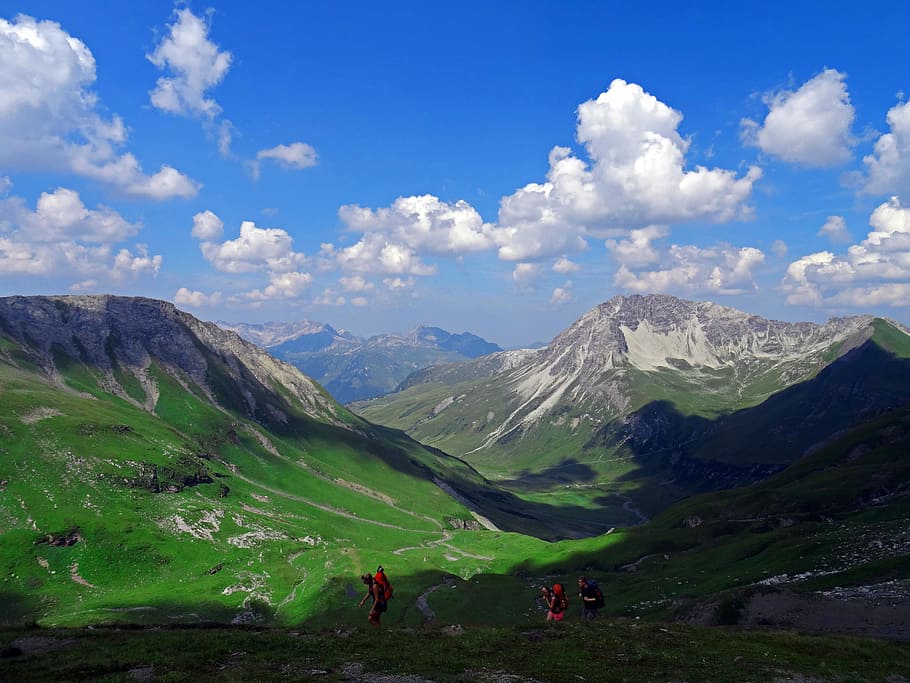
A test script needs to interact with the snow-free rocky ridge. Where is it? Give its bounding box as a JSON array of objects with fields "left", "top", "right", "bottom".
[{"left": 0, "top": 295, "right": 339, "bottom": 425}]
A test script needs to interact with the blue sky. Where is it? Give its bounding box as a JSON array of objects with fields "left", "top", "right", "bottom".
[{"left": 2, "top": 2, "right": 910, "bottom": 347}]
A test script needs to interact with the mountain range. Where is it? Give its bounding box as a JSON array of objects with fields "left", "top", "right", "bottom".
[
  {"left": 219, "top": 320, "right": 501, "bottom": 403},
  {"left": 355, "top": 294, "right": 910, "bottom": 518},
  {"left": 1, "top": 293, "right": 908, "bottom": 640}
]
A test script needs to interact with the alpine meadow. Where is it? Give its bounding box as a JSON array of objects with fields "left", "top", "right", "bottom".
[
  {"left": 2, "top": 2, "right": 910, "bottom": 681},
  {"left": 1, "top": 294, "right": 909, "bottom": 680}
]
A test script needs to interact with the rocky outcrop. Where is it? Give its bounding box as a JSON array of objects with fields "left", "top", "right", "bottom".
[{"left": 0, "top": 295, "right": 340, "bottom": 425}]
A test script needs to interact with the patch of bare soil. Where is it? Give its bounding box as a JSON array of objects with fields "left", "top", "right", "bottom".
[
  {"left": 19, "top": 407, "right": 63, "bottom": 424},
  {"left": 69, "top": 561, "right": 96, "bottom": 588}
]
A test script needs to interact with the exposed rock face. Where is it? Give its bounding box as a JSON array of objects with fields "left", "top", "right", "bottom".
[
  {"left": 0, "top": 295, "right": 340, "bottom": 425},
  {"left": 387, "top": 294, "right": 894, "bottom": 454},
  {"left": 549, "top": 295, "right": 873, "bottom": 374}
]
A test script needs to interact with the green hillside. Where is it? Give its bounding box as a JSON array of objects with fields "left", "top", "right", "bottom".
[
  {"left": 0, "top": 300, "right": 597, "bottom": 627},
  {"left": 2, "top": 298, "right": 908, "bottom": 656},
  {"left": 336, "top": 404, "right": 909, "bottom": 641}
]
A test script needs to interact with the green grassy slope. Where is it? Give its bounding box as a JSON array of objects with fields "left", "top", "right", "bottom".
[
  {"left": 0, "top": 321, "right": 585, "bottom": 627},
  {"left": 3, "top": 300, "right": 908, "bottom": 640},
  {"left": 389, "top": 405, "right": 910, "bottom": 635}
]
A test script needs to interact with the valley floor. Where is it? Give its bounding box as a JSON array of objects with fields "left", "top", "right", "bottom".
[{"left": 2, "top": 620, "right": 908, "bottom": 682}]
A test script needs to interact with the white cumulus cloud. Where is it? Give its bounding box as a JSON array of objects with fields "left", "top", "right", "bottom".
[
  {"left": 782, "top": 196, "right": 910, "bottom": 306},
  {"left": 197, "top": 220, "right": 306, "bottom": 274},
  {"left": 0, "top": 14, "right": 198, "bottom": 199},
  {"left": 614, "top": 243, "right": 765, "bottom": 296},
  {"left": 862, "top": 100, "right": 910, "bottom": 197},
  {"left": 147, "top": 7, "right": 233, "bottom": 153},
  {"left": 382, "top": 276, "right": 415, "bottom": 291},
  {"left": 605, "top": 225, "right": 668, "bottom": 267},
  {"left": 324, "top": 79, "right": 760, "bottom": 290},
  {"left": 335, "top": 234, "right": 435, "bottom": 276},
  {"left": 550, "top": 282, "right": 573, "bottom": 305},
  {"left": 313, "top": 288, "right": 346, "bottom": 305},
  {"left": 241, "top": 271, "right": 312, "bottom": 302},
  {"left": 191, "top": 218, "right": 312, "bottom": 303},
  {"left": 112, "top": 245, "right": 162, "bottom": 279},
  {"left": 191, "top": 210, "right": 224, "bottom": 241},
  {"left": 512, "top": 263, "right": 541, "bottom": 292},
  {"left": 494, "top": 79, "right": 761, "bottom": 261},
  {"left": 552, "top": 256, "right": 580, "bottom": 274},
  {"left": 0, "top": 188, "right": 139, "bottom": 243},
  {"left": 339, "top": 195, "right": 494, "bottom": 259},
  {"left": 251, "top": 142, "right": 318, "bottom": 180},
  {"left": 175, "top": 287, "right": 222, "bottom": 307},
  {"left": 741, "top": 69, "right": 855, "bottom": 167},
  {"left": 329, "top": 195, "right": 459, "bottom": 275},
  {"left": 0, "top": 188, "right": 158, "bottom": 282},
  {"left": 339, "top": 275, "right": 374, "bottom": 292},
  {"left": 817, "top": 215, "right": 852, "bottom": 244}
]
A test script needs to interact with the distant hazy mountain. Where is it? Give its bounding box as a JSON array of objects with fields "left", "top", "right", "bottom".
[
  {"left": 217, "top": 319, "right": 358, "bottom": 351},
  {"left": 222, "top": 320, "right": 502, "bottom": 403},
  {"left": 355, "top": 294, "right": 910, "bottom": 514}
]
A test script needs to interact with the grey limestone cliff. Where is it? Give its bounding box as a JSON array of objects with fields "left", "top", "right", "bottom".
[{"left": 0, "top": 295, "right": 340, "bottom": 425}]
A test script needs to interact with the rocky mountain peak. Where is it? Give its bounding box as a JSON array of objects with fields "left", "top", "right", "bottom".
[{"left": 547, "top": 294, "right": 876, "bottom": 373}]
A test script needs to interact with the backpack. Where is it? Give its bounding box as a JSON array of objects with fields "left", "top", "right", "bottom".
[
  {"left": 552, "top": 583, "right": 569, "bottom": 612},
  {"left": 587, "top": 579, "right": 605, "bottom": 608},
  {"left": 374, "top": 565, "right": 393, "bottom": 602}
]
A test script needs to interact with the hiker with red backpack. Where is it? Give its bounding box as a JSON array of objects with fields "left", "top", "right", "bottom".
[
  {"left": 577, "top": 575, "right": 604, "bottom": 620},
  {"left": 541, "top": 583, "right": 569, "bottom": 622},
  {"left": 358, "top": 565, "right": 393, "bottom": 626}
]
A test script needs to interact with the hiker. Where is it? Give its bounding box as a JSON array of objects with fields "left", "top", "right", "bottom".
[
  {"left": 358, "top": 572, "right": 387, "bottom": 626},
  {"left": 578, "top": 575, "right": 603, "bottom": 620},
  {"left": 541, "top": 585, "right": 566, "bottom": 622}
]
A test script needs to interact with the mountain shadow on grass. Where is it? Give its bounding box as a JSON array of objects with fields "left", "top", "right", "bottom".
[
  {"left": 0, "top": 592, "right": 39, "bottom": 627},
  {"left": 593, "top": 339, "right": 910, "bottom": 495},
  {"left": 497, "top": 459, "right": 598, "bottom": 491}
]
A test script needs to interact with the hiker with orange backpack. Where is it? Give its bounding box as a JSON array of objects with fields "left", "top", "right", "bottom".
[
  {"left": 541, "top": 583, "right": 568, "bottom": 622},
  {"left": 359, "top": 573, "right": 386, "bottom": 625},
  {"left": 358, "top": 565, "right": 393, "bottom": 626}
]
